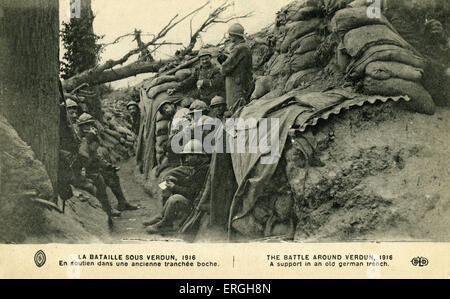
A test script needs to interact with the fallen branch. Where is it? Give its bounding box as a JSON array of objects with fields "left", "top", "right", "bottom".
[
  {"left": 179, "top": 1, "right": 253, "bottom": 57},
  {"left": 63, "top": 1, "right": 210, "bottom": 91}
]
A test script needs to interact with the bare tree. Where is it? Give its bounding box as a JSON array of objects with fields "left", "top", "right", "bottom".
[
  {"left": 62, "top": 1, "right": 252, "bottom": 91},
  {"left": 0, "top": 0, "right": 60, "bottom": 188}
]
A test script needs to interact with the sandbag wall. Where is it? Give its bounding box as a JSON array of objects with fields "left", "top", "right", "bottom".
[
  {"left": 330, "top": 2, "right": 436, "bottom": 115},
  {"left": 250, "top": 0, "right": 324, "bottom": 100},
  {"left": 97, "top": 99, "right": 137, "bottom": 163},
  {"left": 138, "top": 67, "right": 196, "bottom": 176}
]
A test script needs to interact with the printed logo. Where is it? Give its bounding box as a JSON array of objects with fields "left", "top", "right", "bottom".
[
  {"left": 34, "top": 250, "right": 46, "bottom": 268},
  {"left": 411, "top": 257, "right": 429, "bottom": 267}
]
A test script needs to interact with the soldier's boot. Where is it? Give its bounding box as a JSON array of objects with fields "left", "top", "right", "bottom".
[
  {"left": 143, "top": 214, "right": 163, "bottom": 227},
  {"left": 145, "top": 221, "right": 173, "bottom": 234},
  {"left": 107, "top": 174, "right": 138, "bottom": 211}
]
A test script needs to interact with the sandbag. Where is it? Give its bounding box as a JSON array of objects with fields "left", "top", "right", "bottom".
[
  {"left": 290, "top": 51, "right": 317, "bottom": 73},
  {"left": 284, "top": 68, "right": 319, "bottom": 92},
  {"left": 280, "top": 19, "right": 321, "bottom": 53},
  {"left": 363, "top": 77, "right": 436, "bottom": 115},
  {"left": 331, "top": 7, "right": 395, "bottom": 37},
  {"left": 175, "top": 69, "right": 192, "bottom": 81},
  {"left": 291, "top": 6, "right": 321, "bottom": 22},
  {"left": 251, "top": 76, "right": 273, "bottom": 100},
  {"left": 147, "top": 82, "right": 180, "bottom": 99},
  {"left": 104, "top": 128, "right": 123, "bottom": 140},
  {"left": 365, "top": 61, "right": 423, "bottom": 82},
  {"left": 343, "top": 25, "right": 413, "bottom": 59},
  {"left": 348, "top": 0, "right": 368, "bottom": 7},
  {"left": 347, "top": 45, "right": 426, "bottom": 79},
  {"left": 145, "top": 75, "right": 177, "bottom": 90},
  {"left": 156, "top": 110, "right": 172, "bottom": 122},
  {"left": 293, "top": 33, "right": 320, "bottom": 55},
  {"left": 101, "top": 133, "right": 119, "bottom": 146},
  {"left": 268, "top": 54, "right": 290, "bottom": 76},
  {"left": 156, "top": 120, "right": 169, "bottom": 136}
]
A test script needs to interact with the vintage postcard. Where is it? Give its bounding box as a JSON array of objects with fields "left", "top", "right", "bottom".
[{"left": 0, "top": 0, "right": 449, "bottom": 280}]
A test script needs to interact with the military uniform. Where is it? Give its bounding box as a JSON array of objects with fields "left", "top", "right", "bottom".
[
  {"left": 178, "top": 63, "right": 225, "bottom": 105},
  {"left": 145, "top": 154, "right": 210, "bottom": 233},
  {"left": 221, "top": 39, "right": 254, "bottom": 112}
]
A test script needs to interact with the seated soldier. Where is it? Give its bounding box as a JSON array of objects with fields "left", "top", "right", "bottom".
[
  {"left": 144, "top": 139, "right": 210, "bottom": 234},
  {"left": 76, "top": 112, "right": 98, "bottom": 138},
  {"left": 65, "top": 99, "right": 82, "bottom": 125},
  {"left": 208, "top": 96, "right": 226, "bottom": 120},
  {"left": 176, "top": 48, "right": 226, "bottom": 105}
]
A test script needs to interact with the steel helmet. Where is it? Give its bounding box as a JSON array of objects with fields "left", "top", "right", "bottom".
[
  {"left": 210, "top": 96, "right": 226, "bottom": 107},
  {"left": 127, "top": 101, "right": 139, "bottom": 109},
  {"left": 198, "top": 48, "right": 212, "bottom": 58},
  {"left": 228, "top": 23, "right": 245, "bottom": 37},
  {"left": 77, "top": 113, "right": 96, "bottom": 126},
  {"left": 181, "top": 139, "right": 204, "bottom": 154},
  {"left": 65, "top": 99, "right": 79, "bottom": 109},
  {"left": 189, "top": 100, "right": 208, "bottom": 114}
]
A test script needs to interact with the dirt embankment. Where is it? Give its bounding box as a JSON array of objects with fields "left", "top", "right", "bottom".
[
  {"left": 286, "top": 104, "right": 450, "bottom": 241},
  {"left": 0, "top": 115, "right": 109, "bottom": 244}
]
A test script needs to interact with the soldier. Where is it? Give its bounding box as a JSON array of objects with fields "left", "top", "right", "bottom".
[
  {"left": 65, "top": 99, "right": 81, "bottom": 125},
  {"left": 383, "top": 0, "right": 450, "bottom": 106},
  {"left": 144, "top": 139, "right": 210, "bottom": 234},
  {"left": 177, "top": 48, "right": 225, "bottom": 105},
  {"left": 77, "top": 112, "right": 98, "bottom": 138},
  {"left": 209, "top": 96, "right": 226, "bottom": 119},
  {"left": 218, "top": 23, "right": 254, "bottom": 114},
  {"left": 127, "top": 100, "right": 140, "bottom": 135}
]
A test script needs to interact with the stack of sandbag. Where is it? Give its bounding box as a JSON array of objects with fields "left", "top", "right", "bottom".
[
  {"left": 330, "top": 5, "right": 435, "bottom": 115},
  {"left": 154, "top": 106, "right": 173, "bottom": 168},
  {"left": 145, "top": 75, "right": 180, "bottom": 99},
  {"left": 258, "top": 0, "right": 323, "bottom": 96},
  {"left": 96, "top": 105, "right": 137, "bottom": 163}
]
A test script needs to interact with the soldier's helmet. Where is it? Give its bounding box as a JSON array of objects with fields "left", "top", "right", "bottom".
[
  {"left": 127, "top": 101, "right": 139, "bottom": 109},
  {"left": 189, "top": 100, "right": 209, "bottom": 114},
  {"left": 228, "top": 23, "right": 245, "bottom": 38},
  {"left": 181, "top": 139, "right": 204, "bottom": 155},
  {"left": 65, "top": 99, "right": 79, "bottom": 109},
  {"left": 77, "top": 113, "right": 96, "bottom": 126},
  {"left": 210, "top": 96, "right": 226, "bottom": 107}
]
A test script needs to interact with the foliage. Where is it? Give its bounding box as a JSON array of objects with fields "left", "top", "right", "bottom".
[{"left": 60, "top": 8, "right": 104, "bottom": 79}]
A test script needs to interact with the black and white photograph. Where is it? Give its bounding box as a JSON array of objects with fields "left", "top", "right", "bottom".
[{"left": 0, "top": 0, "right": 449, "bottom": 279}]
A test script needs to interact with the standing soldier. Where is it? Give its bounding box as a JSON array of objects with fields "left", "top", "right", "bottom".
[
  {"left": 218, "top": 23, "right": 254, "bottom": 115},
  {"left": 127, "top": 100, "right": 141, "bottom": 135},
  {"left": 177, "top": 48, "right": 225, "bottom": 105}
]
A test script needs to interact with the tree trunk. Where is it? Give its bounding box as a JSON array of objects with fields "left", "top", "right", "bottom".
[
  {"left": 0, "top": 0, "right": 60, "bottom": 189},
  {"left": 62, "top": 59, "right": 170, "bottom": 91}
]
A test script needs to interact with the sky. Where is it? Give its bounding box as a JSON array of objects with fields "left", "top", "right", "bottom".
[{"left": 60, "top": 0, "right": 292, "bottom": 88}]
